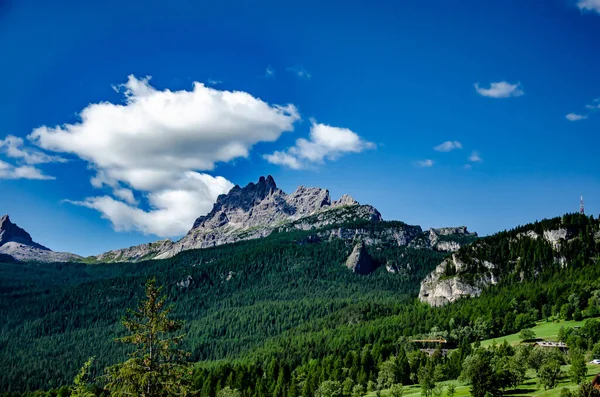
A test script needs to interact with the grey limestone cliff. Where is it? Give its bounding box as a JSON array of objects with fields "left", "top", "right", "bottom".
[
  {"left": 418, "top": 254, "right": 497, "bottom": 306},
  {"left": 345, "top": 241, "right": 374, "bottom": 274}
]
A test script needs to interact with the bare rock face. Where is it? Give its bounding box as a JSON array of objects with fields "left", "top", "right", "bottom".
[
  {"left": 333, "top": 194, "right": 358, "bottom": 207},
  {"left": 409, "top": 226, "right": 477, "bottom": 252},
  {"left": 345, "top": 241, "right": 375, "bottom": 274},
  {"left": 94, "top": 239, "right": 174, "bottom": 263},
  {"left": 543, "top": 229, "right": 568, "bottom": 250},
  {"left": 430, "top": 226, "right": 472, "bottom": 236},
  {"left": 324, "top": 223, "right": 420, "bottom": 247},
  {"left": 0, "top": 215, "right": 81, "bottom": 262},
  {"left": 418, "top": 254, "right": 497, "bottom": 306}
]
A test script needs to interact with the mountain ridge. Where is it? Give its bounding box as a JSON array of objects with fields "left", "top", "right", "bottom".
[
  {"left": 1, "top": 176, "right": 477, "bottom": 263},
  {"left": 93, "top": 176, "right": 476, "bottom": 263},
  {"left": 94, "top": 175, "right": 385, "bottom": 262}
]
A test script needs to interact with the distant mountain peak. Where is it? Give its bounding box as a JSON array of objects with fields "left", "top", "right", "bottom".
[
  {"left": 0, "top": 214, "right": 47, "bottom": 250},
  {"left": 0, "top": 214, "right": 80, "bottom": 262}
]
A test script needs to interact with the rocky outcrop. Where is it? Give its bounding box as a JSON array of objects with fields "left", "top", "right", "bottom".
[
  {"left": 409, "top": 226, "right": 477, "bottom": 252},
  {"left": 0, "top": 215, "right": 80, "bottom": 262},
  {"left": 430, "top": 226, "right": 472, "bottom": 236},
  {"left": 323, "top": 223, "right": 421, "bottom": 247},
  {"left": 93, "top": 239, "right": 174, "bottom": 263},
  {"left": 345, "top": 241, "right": 374, "bottom": 274},
  {"left": 333, "top": 194, "right": 358, "bottom": 207},
  {"left": 543, "top": 229, "right": 568, "bottom": 250},
  {"left": 418, "top": 254, "right": 497, "bottom": 306},
  {"left": 516, "top": 229, "right": 568, "bottom": 250}
]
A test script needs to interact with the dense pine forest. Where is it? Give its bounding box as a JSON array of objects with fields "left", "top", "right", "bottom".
[{"left": 1, "top": 214, "right": 600, "bottom": 397}]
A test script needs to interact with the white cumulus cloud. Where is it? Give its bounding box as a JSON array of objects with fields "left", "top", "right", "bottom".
[
  {"left": 263, "top": 121, "right": 374, "bottom": 169},
  {"left": 474, "top": 81, "right": 524, "bottom": 98},
  {"left": 29, "top": 75, "right": 301, "bottom": 236},
  {"left": 434, "top": 140, "right": 463, "bottom": 152},
  {"left": 66, "top": 173, "right": 233, "bottom": 236},
  {"left": 566, "top": 113, "right": 588, "bottom": 121},
  {"left": 577, "top": 0, "right": 600, "bottom": 14}
]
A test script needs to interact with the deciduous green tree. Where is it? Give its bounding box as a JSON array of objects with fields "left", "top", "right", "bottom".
[
  {"left": 538, "top": 360, "right": 562, "bottom": 390},
  {"left": 569, "top": 351, "right": 587, "bottom": 385},
  {"left": 389, "top": 384, "right": 404, "bottom": 397}
]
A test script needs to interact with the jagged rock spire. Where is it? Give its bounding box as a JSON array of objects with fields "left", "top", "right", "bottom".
[{"left": 0, "top": 214, "right": 43, "bottom": 248}]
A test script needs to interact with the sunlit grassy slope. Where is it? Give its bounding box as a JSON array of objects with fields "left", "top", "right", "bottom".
[
  {"left": 480, "top": 320, "right": 587, "bottom": 348},
  {"left": 368, "top": 364, "right": 600, "bottom": 397}
]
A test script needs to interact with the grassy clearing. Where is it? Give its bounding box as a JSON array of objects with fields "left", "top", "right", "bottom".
[
  {"left": 367, "top": 364, "right": 600, "bottom": 397},
  {"left": 480, "top": 320, "right": 587, "bottom": 348}
]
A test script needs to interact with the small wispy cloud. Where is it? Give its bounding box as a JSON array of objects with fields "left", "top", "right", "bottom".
[
  {"left": 206, "top": 78, "right": 222, "bottom": 86},
  {"left": 464, "top": 164, "right": 472, "bottom": 170},
  {"left": 265, "top": 65, "right": 275, "bottom": 78},
  {"left": 0, "top": 159, "right": 55, "bottom": 180},
  {"left": 474, "top": 81, "right": 524, "bottom": 98},
  {"left": 0, "top": 135, "right": 66, "bottom": 165},
  {"left": 287, "top": 65, "right": 311, "bottom": 79},
  {"left": 577, "top": 0, "right": 600, "bottom": 14},
  {"left": 434, "top": 140, "right": 462, "bottom": 152},
  {"left": 468, "top": 151, "right": 483, "bottom": 163},
  {"left": 415, "top": 159, "right": 434, "bottom": 168},
  {"left": 566, "top": 113, "right": 588, "bottom": 121},
  {"left": 585, "top": 98, "right": 600, "bottom": 110}
]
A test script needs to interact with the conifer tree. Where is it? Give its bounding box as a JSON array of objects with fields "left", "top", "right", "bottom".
[
  {"left": 71, "top": 357, "right": 95, "bottom": 397},
  {"left": 105, "top": 278, "right": 193, "bottom": 396}
]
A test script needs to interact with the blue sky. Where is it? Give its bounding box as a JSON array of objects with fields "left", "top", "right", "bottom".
[{"left": 1, "top": 0, "right": 599, "bottom": 256}]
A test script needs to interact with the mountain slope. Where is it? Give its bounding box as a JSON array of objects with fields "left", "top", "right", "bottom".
[
  {"left": 0, "top": 220, "right": 451, "bottom": 390},
  {"left": 0, "top": 215, "right": 80, "bottom": 263},
  {"left": 419, "top": 213, "right": 600, "bottom": 306}
]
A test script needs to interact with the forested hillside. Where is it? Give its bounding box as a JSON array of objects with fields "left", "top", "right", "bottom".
[
  {"left": 1, "top": 214, "right": 600, "bottom": 397},
  {"left": 0, "top": 222, "right": 448, "bottom": 392}
]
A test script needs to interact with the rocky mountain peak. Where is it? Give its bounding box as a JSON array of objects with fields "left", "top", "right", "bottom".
[
  {"left": 192, "top": 175, "right": 284, "bottom": 229},
  {"left": 333, "top": 194, "right": 358, "bottom": 206},
  {"left": 0, "top": 214, "right": 81, "bottom": 262},
  {"left": 94, "top": 176, "right": 391, "bottom": 262},
  {"left": 0, "top": 214, "right": 45, "bottom": 249},
  {"left": 192, "top": 176, "right": 354, "bottom": 231}
]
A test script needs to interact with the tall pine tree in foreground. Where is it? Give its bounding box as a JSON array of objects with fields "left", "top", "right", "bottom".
[{"left": 105, "top": 278, "right": 194, "bottom": 396}]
